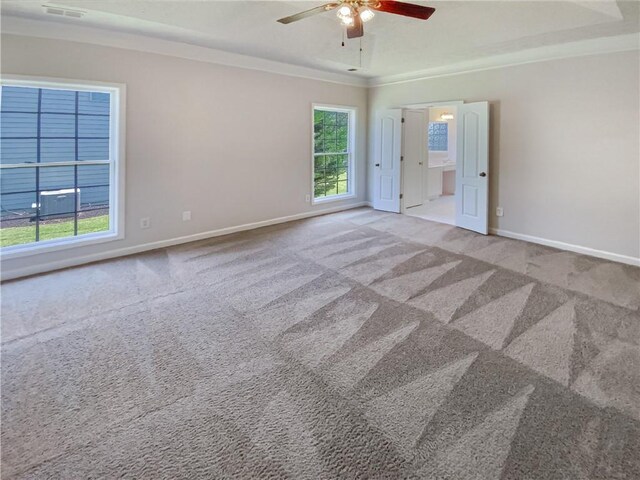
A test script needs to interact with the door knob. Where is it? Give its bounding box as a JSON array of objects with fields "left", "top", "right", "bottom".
[
  {"left": 479, "top": 172, "right": 487, "bottom": 177},
  {"left": 375, "top": 163, "right": 380, "bottom": 167}
]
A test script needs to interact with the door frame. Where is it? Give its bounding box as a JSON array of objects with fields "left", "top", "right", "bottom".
[{"left": 397, "top": 100, "right": 464, "bottom": 218}]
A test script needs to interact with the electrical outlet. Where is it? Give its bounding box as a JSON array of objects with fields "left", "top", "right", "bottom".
[
  {"left": 182, "top": 211, "right": 191, "bottom": 221},
  {"left": 140, "top": 217, "right": 151, "bottom": 229},
  {"left": 496, "top": 207, "right": 504, "bottom": 217},
  {"left": 305, "top": 194, "right": 311, "bottom": 203}
]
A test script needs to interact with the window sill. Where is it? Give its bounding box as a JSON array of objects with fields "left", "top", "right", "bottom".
[
  {"left": 0, "top": 231, "right": 123, "bottom": 260},
  {"left": 311, "top": 193, "right": 357, "bottom": 206}
]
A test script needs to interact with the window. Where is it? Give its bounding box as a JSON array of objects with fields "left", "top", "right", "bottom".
[
  {"left": 313, "top": 105, "right": 355, "bottom": 202},
  {"left": 0, "top": 78, "right": 124, "bottom": 256},
  {"left": 428, "top": 121, "right": 448, "bottom": 152}
]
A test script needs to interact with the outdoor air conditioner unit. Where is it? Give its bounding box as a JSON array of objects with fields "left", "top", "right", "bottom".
[{"left": 38, "top": 188, "right": 81, "bottom": 218}]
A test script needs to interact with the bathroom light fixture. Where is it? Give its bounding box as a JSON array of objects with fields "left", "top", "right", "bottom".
[{"left": 440, "top": 113, "right": 454, "bottom": 121}]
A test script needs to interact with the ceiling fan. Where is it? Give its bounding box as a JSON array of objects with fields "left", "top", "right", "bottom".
[{"left": 277, "top": 1, "right": 435, "bottom": 39}]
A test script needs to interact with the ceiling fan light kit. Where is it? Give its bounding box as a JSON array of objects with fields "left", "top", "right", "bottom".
[
  {"left": 277, "top": 1, "right": 435, "bottom": 40},
  {"left": 358, "top": 6, "right": 376, "bottom": 22}
]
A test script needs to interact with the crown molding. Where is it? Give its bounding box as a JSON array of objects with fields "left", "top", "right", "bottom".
[
  {"left": 368, "top": 32, "right": 640, "bottom": 87},
  {"left": 2, "top": 16, "right": 637, "bottom": 90},
  {"left": 0, "top": 16, "right": 369, "bottom": 88}
]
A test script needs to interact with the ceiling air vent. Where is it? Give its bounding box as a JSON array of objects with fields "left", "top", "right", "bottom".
[{"left": 42, "top": 5, "right": 86, "bottom": 18}]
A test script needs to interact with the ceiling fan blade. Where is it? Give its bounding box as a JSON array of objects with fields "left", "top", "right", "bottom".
[
  {"left": 346, "top": 14, "right": 364, "bottom": 39},
  {"left": 373, "top": 1, "right": 435, "bottom": 20},
  {"left": 277, "top": 3, "right": 340, "bottom": 24}
]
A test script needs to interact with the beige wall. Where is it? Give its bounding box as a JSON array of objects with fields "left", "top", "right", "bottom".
[
  {"left": 2, "top": 34, "right": 638, "bottom": 277},
  {"left": 0, "top": 34, "right": 368, "bottom": 279},
  {"left": 369, "top": 51, "right": 640, "bottom": 259}
]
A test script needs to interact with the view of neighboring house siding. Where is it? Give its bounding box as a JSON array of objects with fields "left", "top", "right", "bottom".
[{"left": 1, "top": 86, "right": 110, "bottom": 219}]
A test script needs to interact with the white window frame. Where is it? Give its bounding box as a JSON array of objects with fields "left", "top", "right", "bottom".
[
  {"left": 0, "top": 75, "right": 126, "bottom": 259},
  {"left": 311, "top": 104, "right": 356, "bottom": 205}
]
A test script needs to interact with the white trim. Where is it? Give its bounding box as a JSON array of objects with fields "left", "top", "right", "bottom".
[
  {"left": 2, "top": 16, "right": 637, "bottom": 89},
  {"left": 401, "top": 100, "right": 464, "bottom": 109},
  {"left": 0, "top": 202, "right": 369, "bottom": 281},
  {"left": 1, "top": 16, "right": 368, "bottom": 88},
  {"left": 1, "top": 232, "right": 121, "bottom": 260},
  {"left": 489, "top": 228, "right": 640, "bottom": 267},
  {"left": 0, "top": 75, "right": 126, "bottom": 259},
  {"left": 311, "top": 103, "right": 357, "bottom": 206},
  {"left": 1, "top": 160, "right": 110, "bottom": 168},
  {"left": 369, "top": 33, "right": 640, "bottom": 87},
  {"left": 313, "top": 193, "right": 357, "bottom": 205}
]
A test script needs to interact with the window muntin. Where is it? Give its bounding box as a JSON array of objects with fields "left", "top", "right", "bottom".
[
  {"left": 0, "top": 82, "right": 118, "bottom": 251},
  {"left": 428, "top": 121, "right": 448, "bottom": 152},
  {"left": 313, "top": 106, "right": 355, "bottom": 201}
]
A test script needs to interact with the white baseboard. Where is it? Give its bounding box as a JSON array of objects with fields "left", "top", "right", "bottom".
[
  {"left": 1, "top": 202, "right": 369, "bottom": 281},
  {"left": 489, "top": 228, "right": 640, "bottom": 267}
]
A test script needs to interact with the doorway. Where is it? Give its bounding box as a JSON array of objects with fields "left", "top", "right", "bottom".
[
  {"left": 372, "top": 101, "right": 490, "bottom": 234},
  {"left": 402, "top": 105, "right": 458, "bottom": 226}
]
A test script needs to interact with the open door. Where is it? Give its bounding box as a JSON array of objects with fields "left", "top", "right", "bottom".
[
  {"left": 373, "top": 109, "right": 402, "bottom": 213},
  {"left": 402, "top": 109, "right": 427, "bottom": 209},
  {"left": 455, "top": 102, "right": 489, "bottom": 234}
]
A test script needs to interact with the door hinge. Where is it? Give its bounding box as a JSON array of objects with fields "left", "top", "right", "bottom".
[
  {"left": 401, "top": 118, "right": 405, "bottom": 123},
  {"left": 400, "top": 193, "right": 403, "bottom": 199},
  {"left": 400, "top": 156, "right": 404, "bottom": 162}
]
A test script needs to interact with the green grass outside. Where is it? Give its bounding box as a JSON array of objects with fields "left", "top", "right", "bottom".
[
  {"left": 0, "top": 215, "right": 110, "bottom": 248},
  {"left": 315, "top": 171, "right": 349, "bottom": 199}
]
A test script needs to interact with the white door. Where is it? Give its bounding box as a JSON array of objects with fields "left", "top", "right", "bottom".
[
  {"left": 402, "top": 109, "right": 427, "bottom": 209},
  {"left": 455, "top": 102, "right": 489, "bottom": 234},
  {"left": 373, "top": 109, "right": 402, "bottom": 213}
]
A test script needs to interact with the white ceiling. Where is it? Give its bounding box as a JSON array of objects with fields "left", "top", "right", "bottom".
[{"left": 2, "top": 0, "right": 639, "bottom": 79}]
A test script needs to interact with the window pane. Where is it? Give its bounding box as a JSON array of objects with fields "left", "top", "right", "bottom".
[
  {"left": 1, "top": 138, "right": 37, "bottom": 164},
  {"left": 1, "top": 86, "right": 39, "bottom": 113},
  {"left": 336, "top": 125, "right": 348, "bottom": 152},
  {"left": 0, "top": 167, "right": 36, "bottom": 194},
  {"left": 78, "top": 138, "right": 109, "bottom": 161},
  {"left": 0, "top": 85, "right": 114, "bottom": 250},
  {"left": 78, "top": 164, "right": 109, "bottom": 188},
  {"left": 313, "top": 108, "right": 352, "bottom": 199},
  {"left": 1, "top": 113, "right": 37, "bottom": 137},
  {"left": 78, "top": 91, "right": 110, "bottom": 115},
  {"left": 0, "top": 189, "right": 37, "bottom": 248},
  {"left": 40, "top": 165, "right": 75, "bottom": 191},
  {"left": 0, "top": 214, "right": 36, "bottom": 247},
  {"left": 78, "top": 164, "right": 110, "bottom": 215},
  {"left": 41, "top": 89, "right": 75, "bottom": 113},
  {"left": 323, "top": 122, "right": 336, "bottom": 153},
  {"left": 77, "top": 208, "right": 109, "bottom": 236},
  {"left": 41, "top": 138, "right": 75, "bottom": 163},
  {"left": 337, "top": 154, "right": 348, "bottom": 180},
  {"left": 314, "top": 110, "right": 325, "bottom": 153},
  {"left": 39, "top": 215, "right": 75, "bottom": 242},
  {"left": 79, "top": 115, "right": 109, "bottom": 138},
  {"left": 41, "top": 113, "right": 75, "bottom": 137},
  {"left": 428, "top": 122, "right": 448, "bottom": 151}
]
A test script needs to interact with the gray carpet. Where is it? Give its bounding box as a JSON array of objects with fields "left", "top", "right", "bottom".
[{"left": 2, "top": 208, "right": 639, "bottom": 479}]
